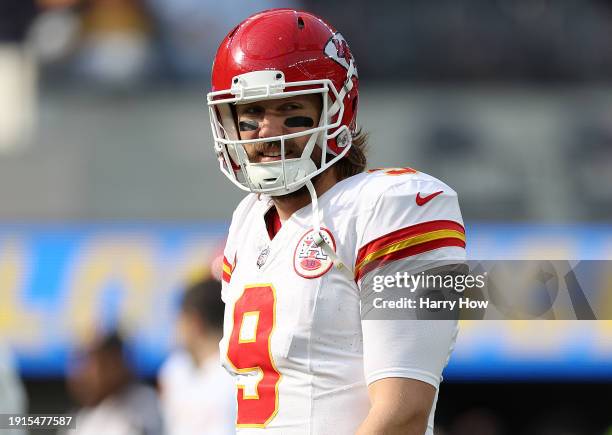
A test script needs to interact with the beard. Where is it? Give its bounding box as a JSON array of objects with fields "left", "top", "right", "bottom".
[
  {"left": 243, "top": 136, "right": 334, "bottom": 199},
  {"left": 247, "top": 139, "right": 327, "bottom": 167},
  {"left": 269, "top": 149, "right": 336, "bottom": 201},
  {"left": 246, "top": 139, "right": 302, "bottom": 163}
]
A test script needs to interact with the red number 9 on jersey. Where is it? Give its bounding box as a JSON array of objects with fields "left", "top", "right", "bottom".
[{"left": 227, "top": 284, "right": 281, "bottom": 427}]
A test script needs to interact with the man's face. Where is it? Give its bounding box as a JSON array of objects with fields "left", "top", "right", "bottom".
[
  {"left": 176, "top": 310, "right": 202, "bottom": 362},
  {"left": 235, "top": 94, "right": 322, "bottom": 165},
  {"left": 67, "top": 349, "right": 128, "bottom": 406}
]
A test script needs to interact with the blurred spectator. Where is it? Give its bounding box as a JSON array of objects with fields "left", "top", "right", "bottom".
[
  {"left": 146, "top": 0, "right": 302, "bottom": 81},
  {"left": 0, "top": 342, "right": 27, "bottom": 435},
  {"left": 74, "top": 0, "right": 155, "bottom": 89},
  {"left": 0, "top": 0, "right": 37, "bottom": 152},
  {"left": 62, "top": 332, "right": 163, "bottom": 435},
  {"left": 158, "top": 277, "right": 235, "bottom": 435}
]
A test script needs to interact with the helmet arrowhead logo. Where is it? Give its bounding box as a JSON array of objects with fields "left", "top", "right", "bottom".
[
  {"left": 325, "top": 33, "right": 357, "bottom": 76},
  {"left": 332, "top": 38, "right": 351, "bottom": 64}
]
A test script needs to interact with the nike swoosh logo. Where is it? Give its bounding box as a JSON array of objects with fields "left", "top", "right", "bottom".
[{"left": 416, "top": 190, "right": 443, "bottom": 206}]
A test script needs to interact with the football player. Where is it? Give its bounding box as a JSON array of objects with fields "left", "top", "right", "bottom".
[
  {"left": 207, "top": 8, "right": 466, "bottom": 435},
  {"left": 158, "top": 278, "right": 235, "bottom": 435}
]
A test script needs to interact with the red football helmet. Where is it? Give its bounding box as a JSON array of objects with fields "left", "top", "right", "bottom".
[{"left": 207, "top": 8, "right": 359, "bottom": 196}]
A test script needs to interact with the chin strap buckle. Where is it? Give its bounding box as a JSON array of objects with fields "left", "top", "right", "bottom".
[
  {"left": 313, "top": 230, "right": 353, "bottom": 279},
  {"left": 312, "top": 231, "right": 325, "bottom": 247}
]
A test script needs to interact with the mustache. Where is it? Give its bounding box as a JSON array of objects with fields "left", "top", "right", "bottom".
[{"left": 251, "top": 140, "right": 298, "bottom": 155}]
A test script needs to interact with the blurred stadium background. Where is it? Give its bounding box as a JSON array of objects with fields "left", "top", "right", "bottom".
[{"left": 1, "top": 0, "right": 612, "bottom": 434}]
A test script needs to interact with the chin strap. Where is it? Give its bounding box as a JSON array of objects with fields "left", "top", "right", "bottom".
[{"left": 305, "top": 180, "right": 354, "bottom": 280}]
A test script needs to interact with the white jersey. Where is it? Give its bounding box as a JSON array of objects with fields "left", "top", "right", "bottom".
[
  {"left": 66, "top": 384, "right": 163, "bottom": 435},
  {"left": 158, "top": 351, "right": 236, "bottom": 435},
  {"left": 220, "top": 168, "right": 466, "bottom": 434}
]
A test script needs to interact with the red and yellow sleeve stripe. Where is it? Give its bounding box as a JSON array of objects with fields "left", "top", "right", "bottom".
[
  {"left": 222, "top": 255, "right": 235, "bottom": 284},
  {"left": 355, "top": 220, "right": 466, "bottom": 281}
]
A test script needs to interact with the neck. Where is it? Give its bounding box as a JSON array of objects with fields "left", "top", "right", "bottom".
[
  {"left": 191, "top": 333, "right": 221, "bottom": 367},
  {"left": 272, "top": 168, "right": 338, "bottom": 221}
]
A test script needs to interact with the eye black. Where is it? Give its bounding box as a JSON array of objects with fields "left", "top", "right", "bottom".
[
  {"left": 284, "top": 116, "right": 315, "bottom": 128},
  {"left": 239, "top": 120, "right": 260, "bottom": 131}
]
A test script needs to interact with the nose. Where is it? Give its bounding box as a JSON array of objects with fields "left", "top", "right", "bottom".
[{"left": 258, "top": 114, "right": 284, "bottom": 139}]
